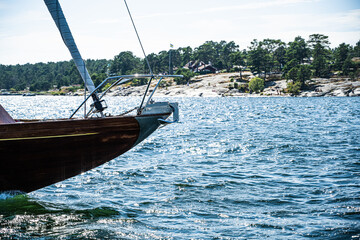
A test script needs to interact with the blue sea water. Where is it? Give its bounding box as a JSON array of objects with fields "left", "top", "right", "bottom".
[{"left": 0, "top": 96, "right": 359, "bottom": 239}]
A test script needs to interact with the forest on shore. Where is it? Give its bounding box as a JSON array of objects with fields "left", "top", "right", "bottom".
[{"left": 0, "top": 34, "right": 359, "bottom": 93}]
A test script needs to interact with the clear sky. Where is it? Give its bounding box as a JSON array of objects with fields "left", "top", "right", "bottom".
[{"left": 0, "top": 0, "right": 359, "bottom": 65}]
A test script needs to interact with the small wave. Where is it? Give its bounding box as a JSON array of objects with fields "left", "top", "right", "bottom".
[
  {"left": 203, "top": 183, "right": 226, "bottom": 189},
  {"left": 327, "top": 196, "right": 360, "bottom": 204},
  {"left": 306, "top": 226, "right": 360, "bottom": 239},
  {"left": 222, "top": 198, "right": 260, "bottom": 207},
  {"left": 174, "top": 183, "right": 198, "bottom": 188},
  {"left": 78, "top": 207, "right": 119, "bottom": 219},
  {"left": 2, "top": 96, "right": 359, "bottom": 239},
  {"left": 257, "top": 198, "right": 295, "bottom": 205},
  {"left": 0, "top": 194, "right": 50, "bottom": 217},
  {"left": 0, "top": 195, "right": 119, "bottom": 219},
  {"left": 245, "top": 222, "right": 284, "bottom": 230},
  {"left": 0, "top": 191, "right": 24, "bottom": 200}
]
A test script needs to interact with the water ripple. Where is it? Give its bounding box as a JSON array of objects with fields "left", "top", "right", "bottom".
[{"left": 0, "top": 96, "right": 359, "bottom": 239}]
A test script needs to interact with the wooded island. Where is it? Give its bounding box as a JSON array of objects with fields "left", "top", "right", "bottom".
[{"left": 0, "top": 34, "right": 359, "bottom": 96}]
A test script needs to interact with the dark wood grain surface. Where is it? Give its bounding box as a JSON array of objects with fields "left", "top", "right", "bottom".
[{"left": 0, "top": 116, "right": 140, "bottom": 192}]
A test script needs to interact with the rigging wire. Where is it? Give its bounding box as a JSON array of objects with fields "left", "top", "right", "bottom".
[
  {"left": 123, "top": 0, "right": 153, "bottom": 75},
  {"left": 123, "top": 0, "right": 155, "bottom": 114}
]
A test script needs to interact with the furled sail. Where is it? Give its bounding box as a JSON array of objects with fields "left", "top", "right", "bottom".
[{"left": 44, "top": 0, "right": 104, "bottom": 112}]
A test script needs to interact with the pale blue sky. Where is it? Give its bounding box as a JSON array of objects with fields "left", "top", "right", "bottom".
[{"left": 0, "top": 0, "right": 359, "bottom": 65}]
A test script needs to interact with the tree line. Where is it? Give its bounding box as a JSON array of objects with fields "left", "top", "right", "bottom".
[
  {"left": 0, "top": 34, "right": 359, "bottom": 92},
  {"left": 0, "top": 59, "right": 110, "bottom": 91}
]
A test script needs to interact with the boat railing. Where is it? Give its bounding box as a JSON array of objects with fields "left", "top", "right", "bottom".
[{"left": 69, "top": 74, "right": 183, "bottom": 119}]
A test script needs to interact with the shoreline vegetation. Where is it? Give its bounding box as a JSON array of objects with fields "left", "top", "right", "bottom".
[
  {"left": 1, "top": 34, "right": 359, "bottom": 97},
  {"left": 106, "top": 72, "right": 360, "bottom": 97},
  {"left": 1, "top": 72, "right": 359, "bottom": 97}
]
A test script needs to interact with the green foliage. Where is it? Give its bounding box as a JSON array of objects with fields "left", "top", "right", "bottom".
[
  {"left": 230, "top": 50, "right": 246, "bottom": 78},
  {"left": 238, "top": 83, "right": 249, "bottom": 92},
  {"left": 282, "top": 36, "right": 310, "bottom": 79},
  {"left": 248, "top": 77, "right": 265, "bottom": 93},
  {"left": 147, "top": 51, "right": 171, "bottom": 74},
  {"left": 285, "top": 65, "right": 311, "bottom": 95},
  {"left": 248, "top": 39, "right": 285, "bottom": 77},
  {"left": 110, "top": 51, "right": 142, "bottom": 75},
  {"left": 248, "top": 39, "right": 269, "bottom": 75},
  {"left": 174, "top": 68, "right": 195, "bottom": 85},
  {"left": 29, "top": 80, "right": 51, "bottom": 91},
  {"left": 312, "top": 53, "right": 330, "bottom": 78},
  {"left": 130, "top": 78, "right": 148, "bottom": 87},
  {"left": 333, "top": 43, "right": 351, "bottom": 72},
  {"left": 286, "top": 81, "right": 302, "bottom": 95},
  {"left": 285, "top": 36, "right": 309, "bottom": 64},
  {"left": 285, "top": 64, "right": 312, "bottom": 89},
  {"left": 283, "top": 59, "right": 299, "bottom": 76},
  {"left": 101, "top": 82, "right": 113, "bottom": 92},
  {"left": 308, "top": 34, "right": 331, "bottom": 77},
  {"left": 179, "top": 46, "right": 193, "bottom": 66},
  {"left": 91, "top": 72, "right": 107, "bottom": 87},
  {"left": 67, "top": 85, "right": 82, "bottom": 92},
  {"left": 229, "top": 51, "right": 245, "bottom": 67},
  {"left": 286, "top": 66, "right": 299, "bottom": 82},
  {"left": 0, "top": 36, "right": 358, "bottom": 92},
  {"left": 342, "top": 57, "right": 354, "bottom": 76},
  {"left": 14, "top": 82, "right": 26, "bottom": 91},
  {"left": 273, "top": 44, "right": 287, "bottom": 71},
  {"left": 194, "top": 40, "right": 239, "bottom": 70},
  {"left": 229, "top": 82, "right": 248, "bottom": 92},
  {"left": 297, "top": 65, "right": 312, "bottom": 83},
  {"left": 0, "top": 59, "right": 110, "bottom": 91},
  {"left": 194, "top": 41, "right": 217, "bottom": 65}
]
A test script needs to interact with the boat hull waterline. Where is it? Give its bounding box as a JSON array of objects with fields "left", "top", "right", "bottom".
[{"left": 0, "top": 111, "right": 172, "bottom": 193}]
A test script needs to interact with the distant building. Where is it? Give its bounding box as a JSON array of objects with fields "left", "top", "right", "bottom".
[
  {"left": 302, "top": 57, "right": 313, "bottom": 65},
  {"left": 184, "top": 60, "right": 217, "bottom": 74},
  {"left": 351, "top": 57, "right": 360, "bottom": 63}
]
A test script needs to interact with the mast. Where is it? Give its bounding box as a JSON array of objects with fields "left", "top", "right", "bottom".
[{"left": 44, "top": 0, "right": 104, "bottom": 113}]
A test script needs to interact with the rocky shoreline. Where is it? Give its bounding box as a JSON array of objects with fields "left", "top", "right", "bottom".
[
  {"left": 104, "top": 73, "right": 360, "bottom": 98},
  {"left": 4, "top": 73, "right": 358, "bottom": 98}
]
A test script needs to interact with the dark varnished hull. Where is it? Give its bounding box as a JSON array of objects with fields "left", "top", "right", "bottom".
[{"left": 0, "top": 113, "right": 168, "bottom": 193}]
